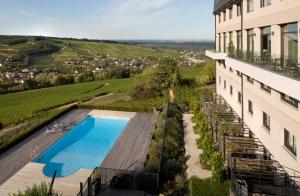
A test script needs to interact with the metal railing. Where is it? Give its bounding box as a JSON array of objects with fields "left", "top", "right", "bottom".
[
  {"left": 77, "top": 167, "right": 159, "bottom": 196},
  {"left": 203, "top": 94, "right": 300, "bottom": 195},
  {"left": 228, "top": 50, "right": 300, "bottom": 81}
]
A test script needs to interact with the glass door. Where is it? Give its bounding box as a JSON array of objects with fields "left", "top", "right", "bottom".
[
  {"left": 261, "top": 26, "right": 272, "bottom": 61},
  {"left": 281, "top": 23, "right": 298, "bottom": 66}
]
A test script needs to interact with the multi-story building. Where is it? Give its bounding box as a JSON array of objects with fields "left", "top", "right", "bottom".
[{"left": 206, "top": 0, "right": 300, "bottom": 173}]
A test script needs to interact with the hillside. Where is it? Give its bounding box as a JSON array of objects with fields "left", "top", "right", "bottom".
[{"left": 0, "top": 36, "right": 181, "bottom": 73}]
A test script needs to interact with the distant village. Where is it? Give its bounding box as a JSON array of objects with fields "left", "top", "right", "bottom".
[{"left": 0, "top": 49, "right": 207, "bottom": 84}]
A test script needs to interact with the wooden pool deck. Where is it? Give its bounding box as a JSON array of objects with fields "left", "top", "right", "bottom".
[
  {"left": 101, "top": 112, "right": 156, "bottom": 171},
  {"left": 0, "top": 109, "right": 155, "bottom": 195}
]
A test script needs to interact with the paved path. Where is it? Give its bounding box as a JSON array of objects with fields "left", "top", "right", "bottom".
[
  {"left": 183, "top": 114, "right": 212, "bottom": 179},
  {"left": 0, "top": 162, "right": 92, "bottom": 196}
]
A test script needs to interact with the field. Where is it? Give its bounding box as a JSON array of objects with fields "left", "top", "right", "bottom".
[
  {"left": 80, "top": 93, "right": 166, "bottom": 112},
  {"left": 0, "top": 36, "right": 181, "bottom": 72},
  {"left": 181, "top": 66, "right": 204, "bottom": 80},
  {"left": 0, "top": 78, "right": 133, "bottom": 127}
]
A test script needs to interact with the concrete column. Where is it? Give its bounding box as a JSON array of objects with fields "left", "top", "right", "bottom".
[
  {"left": 221, "top": 11, "right": 223, "bottom": 22},
  {"left": 216, "top": 33, "right": 219, "bottom": 52},
  {"left": 271, "top": 25, "right": 281, "bottom": 59},
  {"left": 254, "top": 28, "right": 261, "bottom": 54},
  {"left": 232, "top": 4, "right": 237, "bottom": 20},
  {"left": 298, "top": 21, "right": 300, "bottom": 64},
  {"left": 242, "top": 0, "right": 247, "bottom": 16},
  {"left": 253, "top": 0, "right": 260, "bottom": 11}
]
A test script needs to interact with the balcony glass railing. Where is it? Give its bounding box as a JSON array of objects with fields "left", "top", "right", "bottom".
[{"left": 227, "top": 50, "right": 300, "bottom": 81}]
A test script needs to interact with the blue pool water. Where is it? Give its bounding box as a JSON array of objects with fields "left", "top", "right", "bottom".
[{"left": 34, "top": 115, "right": 129, "bottom": 178}]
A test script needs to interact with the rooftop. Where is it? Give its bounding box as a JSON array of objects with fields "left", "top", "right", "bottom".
[{"left": 214, "top": 0, "right": 232, "bottom": 13}]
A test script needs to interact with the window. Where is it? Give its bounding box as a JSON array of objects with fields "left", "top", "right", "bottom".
[
  {"left": 230, "top": 85, "right": 233, "bottom": 95},
  {"left": 281, "top": 23, "right": 298, "bottom": 67},
  {"left": 247, "top": 0, "right": 254, "bottom": 12},
  {"left": 261, "top": 83, "right": 271, "bottom": 93},
  {"left": 238, "top": 92, "right": 242, "bottom": 103},
  {"left": 223, "top": 33, "right": 227, "bottom": 53},
  {"left": 223, "top": 11, "right": 226, "bottom": 21},
  {"left": 261, "top": 0, "right": 271, "bottom": 7},
  {"left": 284, "top": 129, "right": 297, "bottom": 156},
  {"left": 219, "top": 76, "right": 221, "bottom": 85},
  {"left": 248, "top": 100, "right": 253, "bottom": 114},
  {"left": 218, "top": 14, "right": 221, "bottom": 23},
  {"left": 230, "top": 67, "right": 233, "bottom": 72},
  {"left": 229, "top": 32, "right": 233, "bottom": 44},
  {"left": 247, "top": 76, "right": 254, "bottom": 83},
  {"left": 261, "top": 26, "right": 272, "bottom": 56},
  {"left": 237, "top": 3, "right": 241, "bottom": 16},
  {"left": 263, "top": 112, "right": 270, "bottom": 130},
  {"left": 247, "top": 29, "right": 255, "bottom": 55},
  {"left": 281, "top": 93, "right": 299, "bottom": 108},
  {"left": 237, "top": 31, "right": 242, "bottom": 52},
  {"left": 224, "top": 80, "right": 227, "bottom": 89},
  {"left": 229, "top": 7, "right": 233, "bottom": 19}
]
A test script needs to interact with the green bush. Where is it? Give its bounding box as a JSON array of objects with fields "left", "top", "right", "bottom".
[
  {"left": 145, "top": 103, "right": 185, "bottom": 194},
  {"left": 189, "top": 177, "right": 230, "bottom": 196},
  {"left": 196, "top": 138, "right": 202, "bottom": 149},
  {"left": 9, "top": 182, "right": 56, "bottom": 196},
  {"left": 200, "top": 133, "right": 215, "bottom": 170},
  {"left": 211, "top": 152, "right": 226, "bottom": 182}
]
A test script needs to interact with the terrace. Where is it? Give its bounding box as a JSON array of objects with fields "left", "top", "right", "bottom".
[
  {"left": 0, "top": 109, "right": 156, "bottom": 196},
  {"left": 203, "top": 95, "right": 300, "bottom": 195},
  {"left": 205, "top": 50, "right": 300, "bottom": 81}
]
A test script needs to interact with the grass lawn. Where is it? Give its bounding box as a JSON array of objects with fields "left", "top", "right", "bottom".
[
  {"left": 80, "top": 93, "right": 166, "bottom": 113},
  {"left": 0, "top": 78, "right": 133, "bottom": 127},
  {"left": 181, "top": 66, "right": 204, "bottom": 80}
]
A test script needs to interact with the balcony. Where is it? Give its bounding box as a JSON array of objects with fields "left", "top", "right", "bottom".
[
  {"left": 205, "top": 50, "right": 227, "bottom": 60},
  {"left": 228, "top": 51, "right": 300, "bottom": 81},
  {"left": 206, "top": 49, "right": 300, "bottom": 101}
]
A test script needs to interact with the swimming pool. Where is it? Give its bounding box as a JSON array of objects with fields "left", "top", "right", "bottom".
[{"left": 34, "top": 115, "right": 129, "bottom": 178}]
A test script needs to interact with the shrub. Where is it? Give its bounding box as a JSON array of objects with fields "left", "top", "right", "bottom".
[
  {"left": 200, "top": 133, "right": 215, "bottom": 170},
  {"left": 9, "top": 182, "right": 56, "bottom": 196},
  {"left": 196, "top": 138, "right": 202, "bottom": 149},
  {"left": 109, "top": 172, "right": 134, "bottom": 189},
  {"left": 211, "top": 152, "right": 226, "bottom": 182},
  {"left": 189, "top": 177, "right": 230, "bottom": 196}
]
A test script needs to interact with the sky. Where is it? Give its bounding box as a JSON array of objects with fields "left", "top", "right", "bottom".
[{"left": 0, "top": 0, "right": 214, "bottom": 40}]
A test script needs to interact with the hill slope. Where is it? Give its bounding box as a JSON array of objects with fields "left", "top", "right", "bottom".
[{"left": 0, "top": 36, "right": 181, "bottom": 72}]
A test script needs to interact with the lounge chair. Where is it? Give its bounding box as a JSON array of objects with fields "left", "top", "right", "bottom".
[{"left": 45, "top": 126, "right": 63, "bottom": 134}]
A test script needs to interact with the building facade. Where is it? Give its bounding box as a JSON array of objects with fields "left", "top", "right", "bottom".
[{"left": 206, "top": 0, "right": 300, "bottom": 172}]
